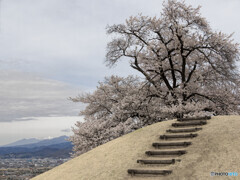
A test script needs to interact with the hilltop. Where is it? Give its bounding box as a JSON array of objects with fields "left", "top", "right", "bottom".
[{"left": 33, "top": 116, "right": 240, "bottom": 180}]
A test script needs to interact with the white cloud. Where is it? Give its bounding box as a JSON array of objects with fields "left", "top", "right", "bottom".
[
  {"left": 61, "top": 128, "right": 71, "bottom": 133},
  {"left": 0, "top": 70, "right": 84, "bottom": 122}
]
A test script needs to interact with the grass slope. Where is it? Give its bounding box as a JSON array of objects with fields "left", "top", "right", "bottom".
[{"left": 32, "top": 116, "right": 240, "bottom": 180}]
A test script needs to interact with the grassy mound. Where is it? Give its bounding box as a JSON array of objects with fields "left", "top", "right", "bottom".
[{"left": 32, "top": 116, "right": 240, "bottom": 180}]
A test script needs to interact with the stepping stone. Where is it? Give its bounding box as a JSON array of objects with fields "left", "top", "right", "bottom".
[
  {"left": 177, "top": 116, "right": 211, "bottom": 121},
  {"left": 166, "top": 127, "right": 202, "bottom": 133},
  {"left": 137, "top": 159, "right": 181, "bottom": 164},
  {"left": 160, "top": 133, "right": 198, "bottom": 140},
  {"left": 172, "top": 121, "right": 207, "bottom": 127},
  {"left": 128, "top": 169, "right": 172, "bottom": 176},
  {"left": 145, "top": 150, "right": 186, "bottom": 156},
  {"left": 152, "top": 142, "right": 192, "bottom": 148}
]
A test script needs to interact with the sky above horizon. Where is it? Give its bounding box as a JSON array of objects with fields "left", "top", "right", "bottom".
[{"left": 1, "top": 0, "right": 240, "bottom": 145}]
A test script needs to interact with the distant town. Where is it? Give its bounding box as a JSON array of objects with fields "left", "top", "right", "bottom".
[
  {"left": 0, "top": 136, "right": 73, "bottom": 179},
  {"left": 0, "top": 158, "right": 70, "bottom": 179}
]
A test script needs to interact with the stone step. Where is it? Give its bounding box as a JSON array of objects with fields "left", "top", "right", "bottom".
[
  {"left": 166, "top": 127, "right": 202, "bottom": 133},
  {"left": 137, "top": 159, "right": 181, "bottom": 164},
  {"left": 128, "top": 169, "right": 172, "bottom": 176},
  {"left": 145, "top": 150, "right": 187, "bottom": 156},
  {"left": 172, "top": 121, "right": 207, "bottom": 127},
  {"left": 152, "top": 142, "right": 192, "bottom": 148},
  {"left": 177, "top": 116, "right": 211, "bottom": 121},
  {"left": 160, "top": 133, "right": 198, "bottom": 140}
]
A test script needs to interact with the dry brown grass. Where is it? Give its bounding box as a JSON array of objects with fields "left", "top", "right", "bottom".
[{"left": 32, "top": 116, "right": 240, "bottom": 180}]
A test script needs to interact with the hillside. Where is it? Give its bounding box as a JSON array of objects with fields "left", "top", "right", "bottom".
[{"left": 33, "top": 116, "right": 240, "bottom": 180}]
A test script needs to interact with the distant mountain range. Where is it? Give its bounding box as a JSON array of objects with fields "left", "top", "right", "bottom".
[
  {"left": 0, "top": 136, "right": 73, "bottom": 159},
  {"left": 2, "top": 138, "right": 42, "bottom": 147}
]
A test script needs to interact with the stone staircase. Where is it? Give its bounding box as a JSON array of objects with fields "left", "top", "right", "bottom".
[{"left": 127, "top": 116, "right": 211, "bottom": 177}]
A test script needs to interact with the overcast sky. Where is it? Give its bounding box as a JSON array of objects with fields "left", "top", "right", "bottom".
[{"left": 0, "top": 0, "right": 240, "bottom": 145}]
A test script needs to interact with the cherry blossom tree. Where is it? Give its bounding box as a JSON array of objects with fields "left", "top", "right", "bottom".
[
  {"left": 106, "top": 0, "right": 240, "bottom": 116},
  {"left": 70, "top": 0, "right": 240, "bottom": 155}
]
